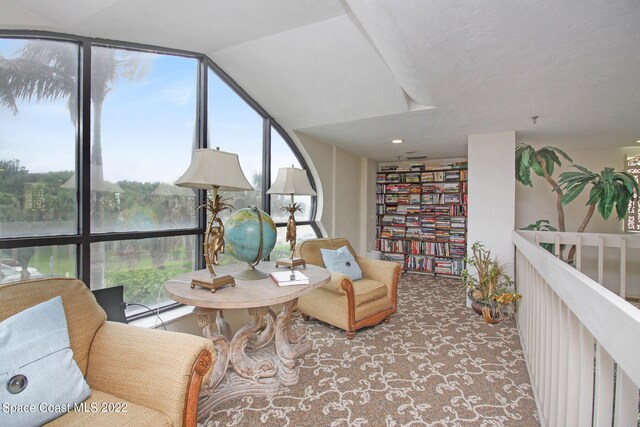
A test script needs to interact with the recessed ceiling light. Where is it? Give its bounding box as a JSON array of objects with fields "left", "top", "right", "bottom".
[{"left": 391, "top": 139, "right": 404, "bottom": 144}]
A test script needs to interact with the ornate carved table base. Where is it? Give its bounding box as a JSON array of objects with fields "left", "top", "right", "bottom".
[{"left": 197, "top": 299, "right": 311, "bottom": 413}]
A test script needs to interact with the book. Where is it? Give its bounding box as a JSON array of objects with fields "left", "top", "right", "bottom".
[{"left": 269, "top": 270, "right": 310, "bottom": 286}]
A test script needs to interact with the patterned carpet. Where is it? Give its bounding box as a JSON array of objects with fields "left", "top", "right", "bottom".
[{"left": 199, "top": 274, "right": 539, "bottom": 426}]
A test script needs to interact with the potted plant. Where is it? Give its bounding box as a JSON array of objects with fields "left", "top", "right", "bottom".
[{"left": 461, "top": 242, "right": 521, "bottom": 323}]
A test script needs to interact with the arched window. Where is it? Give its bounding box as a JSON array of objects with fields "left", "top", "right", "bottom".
[{"left": 0, "top": 33, "right": 320, "bottom": 318}]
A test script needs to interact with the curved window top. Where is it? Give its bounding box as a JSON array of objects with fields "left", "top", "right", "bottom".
[{"left": 0, "top": 31, "right": 319, "bottom": 231}]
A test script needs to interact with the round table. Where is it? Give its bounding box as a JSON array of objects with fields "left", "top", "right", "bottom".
[{"left": 164, "top": 262, "right": 330, "bottom": 410}]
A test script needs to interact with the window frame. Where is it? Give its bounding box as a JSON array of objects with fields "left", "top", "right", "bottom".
[{"left": 0, "top": 30, "right": 320, "bottom": 320}]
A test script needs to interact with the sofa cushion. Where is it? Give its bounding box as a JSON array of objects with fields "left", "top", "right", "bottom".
[
  {"left": 0, "top": 278, "right": 107, "bottom": 376},
  {"left": 353, "top": 279, "right": 387, "bottom": 307},
  {"left": 320, "top": 245, "right": 363, "bottom": 281},
  {"left": 0, "top": 297, "right": 91, "bottom": 427},
  {"left": 45, "top": 390, "right": 172, "bottom": 427}
]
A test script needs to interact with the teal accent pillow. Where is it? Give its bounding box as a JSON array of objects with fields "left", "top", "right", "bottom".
[
  {"left": 0, "top": 296, "right": 91, "bottom": 427},
  {"left": 320, "top": 245, "right": 363, "bottom": 281}
]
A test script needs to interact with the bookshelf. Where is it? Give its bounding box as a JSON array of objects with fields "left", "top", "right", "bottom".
[{"left": 375, "top": 162, "right": 468, "bottom": 277}]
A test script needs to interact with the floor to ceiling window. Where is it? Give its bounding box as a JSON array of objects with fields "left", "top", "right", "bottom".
[{"left": 0, "top": 33, "right": 319, "bottom": 317}]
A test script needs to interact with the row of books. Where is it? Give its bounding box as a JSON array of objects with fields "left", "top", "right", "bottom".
[
  {"left": 378, "top": 239, "right": 467, "bottom": 258},
  {"left": 421, "top": 193, "right": 466, "bottom": 204},
  {"left": 421, "top": 205, "right": 466, "bottom": 216},
  {"left": 376, "top": 172, "right": 422, "bottom": 183},
  {"left": 403, "top": 255, "right": 465, "bottom": 274},
  {"left": 379, "top": 162, "right": 466, "bottom": 173},
  {"left": 376, "top": 238, "right": 406, "bottom": 253},
  {"left": 385, "top": 194, "right": 421, "bottom": 204},
  {"left": 376, "top": 193, "right": 467, "bottom": 206},
  {"left": 420, "top": 216, "right": 466, "bottom": 229},
  {"left": 385, "top": 183, "right": 421, "bottom": 193},
  {"left": 380, "top": 215, "right": 406, "bottom": 226},
  {"left": 421, "top": 182, "right": 467, "bottom": 193},
  {"left": 406, "top": 241, "right": 462, "bottom": 257},
  {"left": 378, "top": 170, "right": 468, "bottom": 184},
  {"left": 376, "top": 229, "right": 466, "bottom": 243},
  {"left": 379, "top": 226, "right": 405, "bottom": 239},
  {"left": 405, "top": 255, "right": 433, "bottom": 271},
  {"left": 433, "top": 258, "right": 465, "bottom": 275}
]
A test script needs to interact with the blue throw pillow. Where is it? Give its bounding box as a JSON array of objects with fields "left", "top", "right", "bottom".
[
  {"left": 0, "top": 296, "right": 91, "bottom": 427},
  {"left": 320, "top": 245, "right": 363, "bottom": 281}
]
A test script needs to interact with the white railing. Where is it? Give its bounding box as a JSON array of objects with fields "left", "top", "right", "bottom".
[
  {"left": 513, "top": 231, "right": 640, "bottom": 427},
  {"left": 518, "top": 230, "right": 640, "bottom": 299}
]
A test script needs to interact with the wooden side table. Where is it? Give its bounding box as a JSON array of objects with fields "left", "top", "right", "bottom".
[{"left": 164, "top": 263, "right": 330, "bottom": 411}]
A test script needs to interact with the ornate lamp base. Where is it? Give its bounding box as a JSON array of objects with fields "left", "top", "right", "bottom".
[
  {"left": 275, "top": 257, "right": 306, "bottom": 269},
  {"left": 191, "top": 275, "right": 236, "bottom": 293}
]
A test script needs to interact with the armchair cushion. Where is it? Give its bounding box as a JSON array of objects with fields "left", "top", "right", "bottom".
[
  {"left": 320, "top": 245, "right": 362, "bottom": 281},
  {"left": 0, "top": 297, "right": 91, "bottom": 427},
  {"left": 352, "top": 279, "right": 387, "bottom": 307}
]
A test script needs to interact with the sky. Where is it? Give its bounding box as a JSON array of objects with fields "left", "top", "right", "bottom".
[{"left": 0, "top": 38, "right": 299, "bottom": 185}]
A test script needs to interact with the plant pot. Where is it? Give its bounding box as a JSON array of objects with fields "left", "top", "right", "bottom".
[
  {"left": 470, "top": 300, "right": 488, "bottom": 316},
  {"left": 470, "top": 299, "right": 504, "bottom": 324}
]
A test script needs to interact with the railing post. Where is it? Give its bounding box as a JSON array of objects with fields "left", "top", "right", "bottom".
[
  {"left": 597, "top": 237, "right": 604, "bottom": 285},
  {"left": 575, "top": 235, "right": 582, "bottom": 272},
  {"left": 593, "top": 342, "right": 615, "bottom": 427},
  {"left": 619, "top": 238, "right": 626, "bottom": 298}
]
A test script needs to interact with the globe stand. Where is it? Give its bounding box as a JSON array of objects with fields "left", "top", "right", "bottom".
[{"left": 234, "top": 265, "right": 269, "bottom": 280}]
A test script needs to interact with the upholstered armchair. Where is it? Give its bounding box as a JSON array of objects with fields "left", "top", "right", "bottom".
[
  {"left": 295, "top": 237, "right": 402, "bottom": 339},
  {"left": 0, "top": 277, "right": 214, "bottom": 427}
]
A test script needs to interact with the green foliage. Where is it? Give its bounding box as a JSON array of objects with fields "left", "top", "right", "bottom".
[
  {"left": 270, "top": 243, "right": 292, "bottom": 260},
  {"left": 106, "top": 268, "right": 178, "bottom": 307},
  {"left": 461, "top": 242, "right": 513, "bottom": 302},
  {"left": 515, "top": 143, "right": 572, "bottom": 187},
  {"left": 559, "top": 165, "right": 639, "bottom": 221}
]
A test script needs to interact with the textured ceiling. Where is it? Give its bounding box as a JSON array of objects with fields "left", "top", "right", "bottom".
[{"left": 2, "top": 0, "right": 640, "bottom": 161}]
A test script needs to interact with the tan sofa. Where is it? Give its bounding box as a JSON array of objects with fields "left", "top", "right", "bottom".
[
  {"left": 0, "top": 277, "right": 214, "bottom": 427},
  {"left": 295, "top": 238, "right": 402, "bottom": 339}
]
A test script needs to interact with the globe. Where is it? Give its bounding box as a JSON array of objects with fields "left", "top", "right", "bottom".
[{"left": 225, "top": 207, "right": 277, "bottom": 277}]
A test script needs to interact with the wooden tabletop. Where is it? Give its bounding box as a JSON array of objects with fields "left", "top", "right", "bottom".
[{"left": 164, "top": 262, "right": 331, "bottom": 309}]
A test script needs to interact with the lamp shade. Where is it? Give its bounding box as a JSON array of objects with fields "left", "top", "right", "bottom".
[
  {"left": 175, "top": 148, "right": 253, "bottom": 191},
  {"left": 267, "top": 167, "right": 317, "bottom": 196}
]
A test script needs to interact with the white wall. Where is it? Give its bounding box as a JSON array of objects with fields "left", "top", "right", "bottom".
[
  {"left": 296, "top": 132, "right": 373, "bottom": 252},
  {"left": 468, "top": 132, "right": 516, "bottom": 275}
]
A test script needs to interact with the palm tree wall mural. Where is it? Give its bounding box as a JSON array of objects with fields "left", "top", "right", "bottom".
[
  {"left": 0, "top": 40, "right": 148, "bottom": 286},
  {"left": 515, "top": 143, "right": 639, "bottom": 261}
]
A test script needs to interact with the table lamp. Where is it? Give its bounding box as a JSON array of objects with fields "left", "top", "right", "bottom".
[
  {"left": 267, "top": 166, "right": 317, "bottom": 269},
  {"left": 175, "top": 148, "right": 253, "bottom": 292}
]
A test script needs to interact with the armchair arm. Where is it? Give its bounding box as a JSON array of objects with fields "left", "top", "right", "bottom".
[
  {"left": 356, "top": 256, "right": 402, "bottom": 312},
  {"left": 85, "top": 321, "right": 214, "bottom": 427},
  {"left": 320, "top": 272, "right": 352, "bottom": 295}
]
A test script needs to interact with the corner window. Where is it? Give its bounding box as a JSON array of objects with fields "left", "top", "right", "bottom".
[{"left": 0, "top": 33, "right": 320, "bottom": 317}]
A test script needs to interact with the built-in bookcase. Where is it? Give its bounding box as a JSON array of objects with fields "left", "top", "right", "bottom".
[{"left": 375, "top": 162, "right": 468, "bottom": 277}]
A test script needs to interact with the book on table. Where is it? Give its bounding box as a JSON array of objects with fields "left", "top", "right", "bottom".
[{"left": 269, "top": 270, "right": 310, "bottom": 286}]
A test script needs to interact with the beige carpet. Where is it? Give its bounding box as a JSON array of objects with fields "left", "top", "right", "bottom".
[{"left": 199, "top": 274, "right": 539, "bottom": 426}]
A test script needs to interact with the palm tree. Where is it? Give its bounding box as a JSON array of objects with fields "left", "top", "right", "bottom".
[
  {"left": 515, "top": 144, "right": 572, "bottom": 231},
  {"left": 559, "top": 165, "right": 639, "bottom": 232},
  {"left": 559, "top": 165, "right": 639, "bottom": 260}
]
